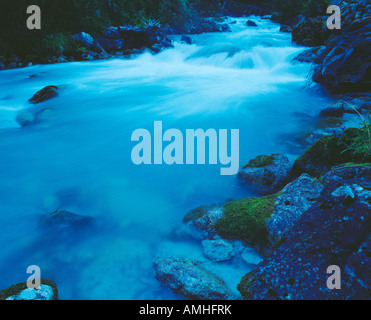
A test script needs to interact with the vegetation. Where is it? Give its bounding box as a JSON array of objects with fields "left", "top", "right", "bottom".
[
  {"left": 214, "top": 193, "right": 279, "bottom": 247},
  {"left": 243, "top": 155, "right": 275, "bottom": 169},
  {"left": 0, "top": 0, "right": 333, "bottom": 62}
]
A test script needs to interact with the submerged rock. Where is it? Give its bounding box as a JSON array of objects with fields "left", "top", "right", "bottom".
[
  {"left": 238, "top": 177, "right": 371, "bottom": 300},
  {"left": 40, "top": 209, "right": 94, "bottom": 229},
  {"left": 29, "top": 86, "right": 59, "bottom": 104},
  {"left": 183, "top": 205, "right": 224, "bottom": 239},
  {"left": 201, "top": 239, "right": 241, "bottom": 262},
  {"left": 238, "top": 154, "right": 291, "bottom": 194},
  {"left": 0, "top": 279, "right": 58, "bottom": 300},
  {"left": 154, "top": 258, "right": 236, "bottom": 300}
]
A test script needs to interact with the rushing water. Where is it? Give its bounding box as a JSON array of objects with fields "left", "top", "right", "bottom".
[{"left": 0, "top": 17, "right": 334, "bottom": 299}]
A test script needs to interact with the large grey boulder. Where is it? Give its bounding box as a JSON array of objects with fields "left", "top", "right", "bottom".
[
  {"left": 154, "top": 258, "right": 236, "bottom": 300},
  {"left": 267, "top": 174, "right": 324, "bottom": 244}
]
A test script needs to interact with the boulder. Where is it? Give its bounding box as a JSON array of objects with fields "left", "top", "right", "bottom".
[
  {"left": 279, "top": 25, "right": 292, "bottom": 33},
  {"left": 201, "top": 239, "right": 236, "bottom": 262},
  {"left": 29, "top": 86, "right": 59, "bottom": 104},
  {"left": 266, "top": 174, "right": 324, "bottom": 245},
  {"left": 292, "top": 46, "right": 325, "bottom": 63},
  {"left": 322, "top": 164, "right": 371, "bottom": 185},
  {"left": 238, "top": 178, "right": 371, "bottom": 300},
  {"left": 312, "top": 12, "right": 371, "bottom": 90},
  {"left": 72, "top": 32, "right": 94, "bottom": 48},
  {"left": 292, "top": 127, "right": 371, "bottom": 178},
  {"left": 214, "top": 174, "right": 324, "bottom": 254},
  {"left": 183, "top": 206, "right": 224, "bottom": 240},
  {"left": 154, "top": 258, "right": 236, "bottom": 300},
  {"left": 96, "top": 38, "right": 125, "bottom": 53},
  {"left": 16, "top": 107, "right": 51, "bottom": 127},
  {"left": 246, "top": 20, "right": 258, "bottom": 27},
  {"left": 0, "top": 279, "right": 58, "bottom": 300},
  {"left": 39, "top": 209, "right": 94, "bottom": 229},
  {"left": 181, "top": 35, "right": 194, "bottom": 45},
  {"left": 238, "top": 154, "right": 291, "bottom": 194},
  {"left": 292, "top": 16, "right": 330, "bottom": 47}
]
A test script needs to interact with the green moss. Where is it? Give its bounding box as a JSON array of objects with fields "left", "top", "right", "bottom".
[
  {"left": 237, "top": 271, "right": 255, "bottom": 299},
  {"left": 243, "top": 155, "right": 275, "bottom": 169},
  {"left": 293, "top": 127, "right": 371, "bottom": 177},
  {"left": 214, "top": 193, "right": 279, "bottom": 246},
  {"left": 0, "top": 279, "right": 58, "bottom": 300}
]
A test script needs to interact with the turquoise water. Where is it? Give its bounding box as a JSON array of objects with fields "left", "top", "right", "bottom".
[{"left": 0, "top": 17, "right": 333, "bottom": 299}]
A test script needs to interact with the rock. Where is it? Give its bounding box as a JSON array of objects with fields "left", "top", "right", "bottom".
[
  {"left": 96, "top": 38, "right": 125, "bottom": 53},
  {"left": 16, "top": 111, "right": 36, "bottom": 127},
  {"left": 238, "top": 178, "right": 371, "bottom": 300},
  {"left": 39, "top": 209, "right": 94, "bottom": 229},
  {"left": 154, "top": 258, "right": 236, "bottom": 300},
  {"left": 292, "top": 46, "right": 325, "bottom": 63},
  {"left": 214, "top": 193, "right": 279, "bottom": 253},
  {"left": 72, "top": 32, "right": 94, "bottom": 48},
  {"left": 279, "top": 25, "right": 292, "bottom": 33},
  {"left": 246, "top": 20, "right": 257, "bottom": 27},
  {"left": 102, "top": 27, "right": 121, "bottom": 39},
  {"left": 183, "top": 206, "right": 224, "bottom": 239},
  {"left": 267, "top": 174, "right": 324, "bottom": 245},
  {"left": 292, "top": 16, "right": 330, "bottom": 47},
  {"left": 0, "top": 279, "right": 58, "bottom": 300},
  {"left": 307, "top": 127, "right": 343, "bottom": 144},
  {"left": 312, "top": 4, "right": 371, "bottom": 90},
  {"left": 202, "top": 239, "right": 235, "bottom": 262},
  {"left": 319, "top": 106, "right": 345, "bottom": 118},
  {"left": 292, "top": 127, "right": 371, "bottom": 178},
  {"left": 241, "top": 247, "right": 263, "bottom": 266},
  {"left": 16, "top": 107, "right": 51, "bottom": 127},
  {"left": 238, "top": 154, "right": 291, "bottom": 194},
  {"left": 181, "top": 35, "right": 194, "bottom": 45},
  {"left": 29, "top": 86, "right": 59, "bottom": 104},
  {"left": 322, "top": 164, "right": 371, "bottom": 185}
]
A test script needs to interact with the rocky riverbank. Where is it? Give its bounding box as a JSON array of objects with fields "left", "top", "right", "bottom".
[{"left": 153, "top": 1, "right": 370, "bottom": 300}]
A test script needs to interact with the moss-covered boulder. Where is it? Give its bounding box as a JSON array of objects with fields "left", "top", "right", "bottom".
[
  {"left": 238, "top": 154, "right": 291, "bottom": 194},
  {"left": 0, "top": 279, "right": 58, "bottom": 300},
  {"left": 292, "top": 127, "right": 371, "bottom": 178},
  {"left": 214, "top": 193, "right": 279, "bottom": 249}
]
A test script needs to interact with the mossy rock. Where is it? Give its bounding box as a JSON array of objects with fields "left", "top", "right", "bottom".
[
  {"left": 214, "top": 193, "right": 279, "bottom": 247},
  {"left": 0, "top": 279, "right": 58, "bottom": 300},
  {"left": 292, "top": 127, "right": 371, "bottom": 178},
  {"left": 243, "top": 155, "right": 275, "bottom": 169}
]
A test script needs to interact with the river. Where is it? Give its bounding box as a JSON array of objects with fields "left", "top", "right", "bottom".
[{"left": 0, "top": 16, "right": 333, "bottom": 299}]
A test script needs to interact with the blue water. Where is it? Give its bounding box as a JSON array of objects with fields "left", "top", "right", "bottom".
[{"left": 0, "top": 17, "right": 333, "bottom": 299}]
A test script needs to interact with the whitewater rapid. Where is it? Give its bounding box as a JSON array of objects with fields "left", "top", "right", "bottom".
[{"left": 0, "top": 17, "right": 333, "bottom": 299}]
